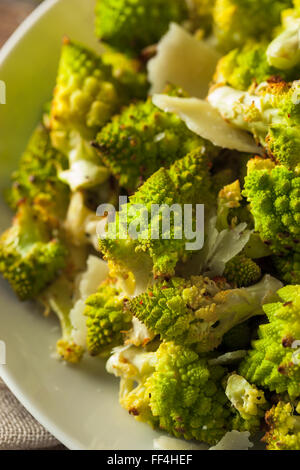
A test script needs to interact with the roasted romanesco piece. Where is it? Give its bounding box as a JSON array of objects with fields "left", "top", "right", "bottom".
[
  {"left": 214, "top": 41, "right": 300, "bottom": 91},
  {"left": 107, "top": 342, "right": 232, "bottom": 445},
  {"left": 99, "top": 149, "right": 214, "bottom": 281},
  {"left": 84, "top": 278, "right": 132, "bottom": 356},
  {"left": 95, "top": 0, "right": 188, "bottom": 55},
  {"left": 243, "top": 158, "right": 300, "bottom": 255},
  {"left": 213, "top": 0, "right": 293, "bottom": 52},
  {"left": 128, "top": 275, "right": 281, "bottom": 353},
  {"left": 50, "top": 39, "right": 147, "bottom": 191},
  {"left": 263, "top": 401, "right": 300, "bottom": 450},
  {"left": 95, "top": 97, "right": 214, "bottom": 193},
  {"left": 224, "top": 255, "right": 262, "bottom": 287},
  {"left": 0, "top": 202, "right": 67, "bottom": 301},
  {"left": 6, "top": 124, "right": 70, "bottom": 220},
  {"left": 239, "top": 285, "right": 300, "bottom": 399},
  {"left": 108, "top": 342, "right": 268, "bottom": 445},
  {"left": 208, "top": 80, "right": 300, "bottom": 170}
]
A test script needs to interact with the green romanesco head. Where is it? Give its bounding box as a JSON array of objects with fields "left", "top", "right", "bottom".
[
  {"left": 146, "top": 342, "right": 231, "bottom": 445},
  {"left": 50, "top": 39, "right": 119, "bottom": 190},
  {"left": 214, "top": 42, "right": 276, "bottom": 91},
  {"left": 95, "top": 0, "right": 188, "bottom": 55},
  {"left": 84, "top": 278, "right": 132, "bottom": 356},
  {"left": 50, "top": 39, "right": 148, "bottom": 191},
  {"left": 0, "top": 203, "right": 67, "bottom": 301},
  {"left": 6, "top": 124, "right": 70, "bottom": 220},
  {"left": 208, "top": 79, "right": 300, "bottom": 169},
  {"left": 224, "top": 255, "right": 262, "bottom": 287},
  {"left": 99, "top": 148, "right": 215, "bottom": 280},
  {"left": 273, "top": 252, "right": 300, "bottom": 284},
  {"left": 128, "top": 275, "right": 281, "bottom": 353},
  {"left": 239, "top": 284, "right": 300, "bottom": 399},
  {"left": 95, "top": 97, "right": 214, "bottom": 193},
  {"left": 243, "top": 158, "right": 300, "bottom": 255},
  {"left": 213, "top": 0, "right": 293, "bottom": 52},
  {"left": 266, "top": 125, "right": 300, "bottom": 169},
  {"left": 214, "top": 34, "right": 300, "bottom": 91},
  {"left": 108, "top": 342, "right": 271, "bottom": 444},
  {"left": 263, "top": 402, "right": 300, "bottom": 450}
]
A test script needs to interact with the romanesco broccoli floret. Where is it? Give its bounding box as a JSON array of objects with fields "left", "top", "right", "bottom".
[
  {"left": 0, "top": 202, "right": 67, "bottom": 301},
  {"left": 263, "top": 401, "right": 300, "bottom": 450},
  {"left": 213, "top": 0, "right": 292, "bottom": 52},
  {"left": 108, "top": 342, "right": 232, "bottom": 444},
  {"left": 99, "top": 149, "right": 215, "bottom": 281},
  {"left": 146, "top": 342, "right": 231, "bottom": 444},
  {"left": 224, "top": 255, "right": 262, "bottom": 287},
  {"left": 239, "top": 285, "right": 300, "bottom": 399},
  {"left": 95, "top": 0, "right": 188, "bottom": 55},
  {"left": 84, "top": 277, "right": 132, "bottom": 356},
  {"left": 243, "top": 157, "right": 300, "bottom": 255},
  {"left": 214, "top": 41, "right": 300, "bottom": 91},
  {"left": 42, "top": 276, "right": 84, "bottom": 364},
  {"left": 273, "top": 252, "right": 300, "bottom": 284},
  {"left": 108, "top": 342, "right": 267, "bottom": 444},
  {"left": 208, "top": 80, "right": 300, "bottom": 169},
  {"left": 6, "top": 125, "right": 70, "bottom": 220},
  {"left": 214, "top": 43, "right": 271, "bottom": 91},
  {"left": 50, "top": 39, "right": 147, "bottom": 191},
  {"left": 95, "top": 97, "right": 215, "bottom": 192},
  {"left": 128, "top": 275, "right": 282, "bottom": 353}
]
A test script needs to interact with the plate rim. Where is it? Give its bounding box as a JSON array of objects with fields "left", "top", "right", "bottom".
[{"left": 0, "top": 0, "right": 83, "bottom": 450}]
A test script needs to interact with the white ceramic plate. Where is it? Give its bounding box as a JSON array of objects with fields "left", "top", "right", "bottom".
[{"left": 0, "top": 0, "right": 158, "bottom": 450}]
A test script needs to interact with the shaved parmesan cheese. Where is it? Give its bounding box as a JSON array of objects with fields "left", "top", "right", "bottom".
[
  {"left": 148, "top": 23, "right": 221, "bottom": 98},
  {"left": 152, "top": 94, "right": 261, "bottom": 154},
  {"left": 209, "top": 431, "right": 254, "bottom": 451}
]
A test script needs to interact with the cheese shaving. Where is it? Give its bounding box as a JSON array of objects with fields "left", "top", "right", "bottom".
[
  {"left": 152, "top": 94, "right": 261, "bottom": 154},
  {"left": 148, "top": 23, "right": 221, "bottom": 98}
]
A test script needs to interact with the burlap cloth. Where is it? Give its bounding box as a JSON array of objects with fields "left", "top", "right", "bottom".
[{"left": 0, "top": 378, "right": 65, "bottom": 450}]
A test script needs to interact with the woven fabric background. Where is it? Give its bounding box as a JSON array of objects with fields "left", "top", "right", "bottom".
[{"left": 0, "top": 379, "right": 63, "bottom": 450}]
